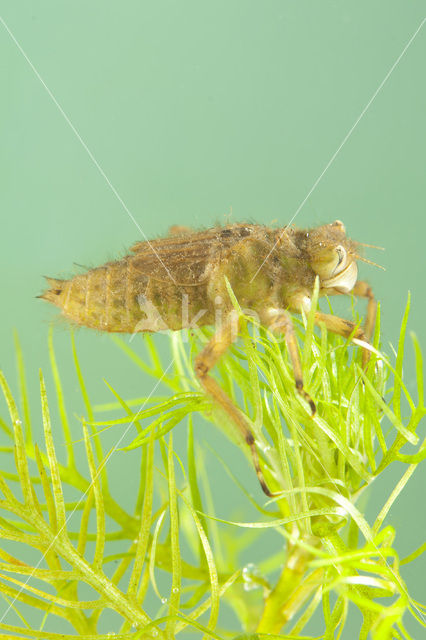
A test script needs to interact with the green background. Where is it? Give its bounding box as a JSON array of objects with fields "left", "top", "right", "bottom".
[{"left": 1, "top": 1, "right": 425, "bottom": 636}]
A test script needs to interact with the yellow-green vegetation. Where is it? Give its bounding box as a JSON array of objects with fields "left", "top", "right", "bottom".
[{"left": 0, "top": 295, "right": 425, "bottom": 639}]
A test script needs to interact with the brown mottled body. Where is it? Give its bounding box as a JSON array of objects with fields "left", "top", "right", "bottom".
[
  {"left": 42, "top": 224, "right": 303, "bottom": 333},
  {"left": 41, "top": 221, "right": 378, "bottom": 496},
  {"left": 40, "top": 222, "right": 368, "bottom": 332}
]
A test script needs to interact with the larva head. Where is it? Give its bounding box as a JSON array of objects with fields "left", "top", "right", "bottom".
[{"left": 296, "top": 220, "right": 359, "bottom": 294}]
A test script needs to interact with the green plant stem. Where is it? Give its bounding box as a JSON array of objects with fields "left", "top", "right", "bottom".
[{"left": 256, "top": 535, "right": 318, "bottom": 633}]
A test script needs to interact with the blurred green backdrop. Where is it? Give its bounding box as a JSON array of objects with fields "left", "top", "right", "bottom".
[{"left": 1, "top": 0, "right": 425, "bottom": 636}]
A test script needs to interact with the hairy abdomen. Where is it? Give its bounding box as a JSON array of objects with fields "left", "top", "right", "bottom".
[
  {"left": 41, "top": 257, "right": 213, "bottom": 333},
  {"left": 41, "top": 258, "right": 149, "bottom": 333}
]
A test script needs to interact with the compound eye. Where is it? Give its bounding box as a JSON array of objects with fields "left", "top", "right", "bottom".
[
  {"left": 335, "top": 245, "right": 347, "bottom": 272},
  {"left": 332, "top": 220, "right": 346, "bottom": 233}
]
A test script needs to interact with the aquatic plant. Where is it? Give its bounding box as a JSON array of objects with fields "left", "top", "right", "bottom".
[{"left": 0, "top": 294, "right": 425, "bottom": 638}]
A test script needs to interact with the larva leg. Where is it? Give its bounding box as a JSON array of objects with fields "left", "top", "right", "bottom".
[
  {"left": 352, "top": 280, "right": 376, "bottom": 341},
  {"left": 314, "top": 311, "right": 371, "bottom": 366},
  {"left": 265, "top": 309, "right": 316, "bottom": 415},
  {"left": 194, "top": 311, "right": 273, "bottom": 497}
]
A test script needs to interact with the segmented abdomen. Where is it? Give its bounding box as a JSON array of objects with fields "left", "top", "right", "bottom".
[{"left": 41, "top": 258, "right": 148, "bottom": 333}]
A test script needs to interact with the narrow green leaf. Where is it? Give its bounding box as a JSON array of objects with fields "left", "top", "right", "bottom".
[
  {"left": 145, "top": 333, "right": 167, "bottom": 377},
  {"left": 0, "top": 623, "right": 139, "bottom": 639},
  {"left": 93, "top": 395, "right": 169, "bottom": 412},
  {"left": 0, "top": 572, "right": 102, "bottom": 608},
  {"left": 0, "top": 473, "right": 16, "bottom": 503},
  {"left": 82, "top": 421, "right": 105, "bottom": 570},
  {"left": 0, "top": 416, "right": 13, "bottom": 438},
  {"left": 13, "top": 331, "right": 32, "bottom": 446},
  {"left": 39, "top": 370, "right": 67, "bottom": 533},
  {"left": 224, "top": 276, "right": 242, "bottom": 312},
  {"left": 210, "top": 484, "right": 375, "bottom": 541},
  {"left": 401, "top": 541, "right": 426, "bottom": 566},
  {"left": 127, "top": 402, "right": 206, "bottom": 450},
  {"left": 393, "top": 294, "right": 410, "bottom": 421},
  {"left": 128, "top": 426, "right": 155, "bottom": 599},
  {"left": 359, "top": 368, "right": 418, "bottom": 445},
  {"left": 187, "top": 417, "right": 209, "bottom": 566},
  {"left": 91, "top": 392, "right": 204, "bottom": 427},
  {"left": 34, "top": 445, "right": 57, "bottom": 533},
  {"left": 373, "top": 464, "right": 417, "bottom": 536},
  {"left": 396, "top": 437, "right": 426, "bottom": 464},
  {"left": 0, "top": 581, "right": 67, "bottom": 617},
  {"left": 166, "top": 433, "right": 181, "bottom": 638},
  {"left": 0, "top": 372, "right": 32, "bottom": 505},
  {"left": 179, "top": 492, "right": 219, "bottom": 633},
  {"left": 103, "top": 378, "right": 143, "bottom": 433},
  {"left": 71, "top": 331, "right": 94, "bottom": 423},
  {"left": 76, "top": 487, "right": 94, "bottom": 557},
  {"left": 313, "top": 414, "right": 372, "bottom": 482},
  {"left": 174, "top": 570, "right": 239, "bottom": 635},
  {"left": 411, "top": 332, "right": 425, "bottom": 409},
  {"left": 148, "top": 508, "right": 167, "bottom": 601},
  {"left": 48, "top": 330, "right": 75, "bottom": 467},
  {"left": 303, "top": 275, "right": 320, "bottom": 367},
  {"left": 112, "top": 335, "right": 157, "bottom": 377},
  {"left": 290, "top": 586, "right": 323, "bottom": 636}
]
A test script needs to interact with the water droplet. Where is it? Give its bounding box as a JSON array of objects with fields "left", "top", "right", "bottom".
[
  {"left": 242, "top": 562, "right": 261, "bottom": 592},
  {"left": 263, "top": 445, "right": 271, "bottom": 453},
  {"left": 172, "top": 586, "right": 180, "bottom": 593},
  {"left": 161, "top": 596, "right": 168, "bottom": 604},
  {"left": 15, "top": 419, "right": 22, "bottom": 425},
  {"left": 152, "top": 630, "right": 158, "bottom": 637}
]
